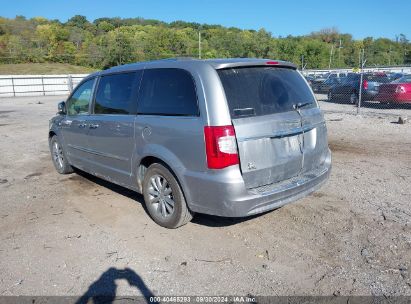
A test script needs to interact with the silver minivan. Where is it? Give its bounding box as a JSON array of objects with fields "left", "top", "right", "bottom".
[{"left": 49, "top": 58, "right": 331, "bottom": 228}]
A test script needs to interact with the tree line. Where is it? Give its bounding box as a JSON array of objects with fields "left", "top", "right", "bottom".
[{"left": 0, "top": 15, "right": 410, "bottom": 70}]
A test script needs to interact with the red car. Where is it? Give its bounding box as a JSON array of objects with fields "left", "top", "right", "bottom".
[{"left": 375, "top": 75, "right": 411, "bottom": 104}]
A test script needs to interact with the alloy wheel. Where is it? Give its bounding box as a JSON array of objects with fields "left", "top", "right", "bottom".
[
  {"left": 148, "top": 174, "right": 175, "bottom": 218},
  {"left": 52, "top": 141, "right": 64, "bottom": 169}
]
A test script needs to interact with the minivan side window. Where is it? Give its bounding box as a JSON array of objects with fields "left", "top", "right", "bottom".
[
  {"left": 137, "top": 68, "right": 198, "bottom": 116},
  {"left": 94, "top": 71, "right": 142, "bottom": 115},
  {"left": 67, "top": 78, "right": 95, "bottom": 116}
]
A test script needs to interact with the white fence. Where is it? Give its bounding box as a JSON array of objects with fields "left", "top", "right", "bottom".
[
  {"left": 1, "top": 66, "right": 410, "bottom": 97},
  {"left": 302, "top": 66, "right": 411, "bottom": 76},
  {"left": 0, "top": 74, "right": 88, "bottom": 97}
]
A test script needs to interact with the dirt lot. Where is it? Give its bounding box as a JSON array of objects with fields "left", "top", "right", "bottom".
[{"left": 0, "top": 96, "right": 410, "bottom": 297}]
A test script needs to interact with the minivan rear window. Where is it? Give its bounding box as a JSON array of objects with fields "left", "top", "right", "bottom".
[
  {"left": 218, "top": 67, "right": 316, "bottom": 118},
  {"left": 365, "top": 74, "right": 390, "bottom": 83}
]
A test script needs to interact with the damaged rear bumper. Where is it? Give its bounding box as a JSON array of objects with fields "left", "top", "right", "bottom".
[{"left": 184, "top": 149, "right": 332, "bottom": 217}]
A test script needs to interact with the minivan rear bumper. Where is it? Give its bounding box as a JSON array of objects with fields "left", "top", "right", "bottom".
[
  {"left": 184, "top": 149, "right": 332, "bottom": 217},
  {"left": 362, "top": 90, "right": 378, "bottom": 100}
]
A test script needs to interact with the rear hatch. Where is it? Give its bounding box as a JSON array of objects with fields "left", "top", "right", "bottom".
[
  {"left": 218, "top": 66, "right": 329, "bottom": 189},
  {"left": 378, "top": 83, "right": 398, "bottom": 94},
  {"left": 364, "top": 74, "right": 390, "bottom": 92}
]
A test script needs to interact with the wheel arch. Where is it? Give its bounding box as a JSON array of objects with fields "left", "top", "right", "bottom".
[
  {"left": 48, "top": 130, "right": 56, "bottom": 139},
  {"left": 135, "top": 151, "right": 192, "bottom": 205}
]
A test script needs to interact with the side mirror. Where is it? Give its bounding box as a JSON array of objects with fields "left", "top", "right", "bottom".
[{"left": 57, "top": 101, "right": 66, "bottom": 115}]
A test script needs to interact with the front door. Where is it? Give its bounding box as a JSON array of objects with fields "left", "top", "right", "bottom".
[
  {"left": 60, "top": 78, "right": 95, "bottom": 170},
  {"left": 86, "top": 71, "right": 142, "bottom": 187}
]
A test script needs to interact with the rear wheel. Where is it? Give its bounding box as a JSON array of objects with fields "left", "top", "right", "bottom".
[
  {"left": 350, "top": 92, "right": 359, "bottom": 105},
  {"left": 327, "top": 91, "right": 333, "bottom": 101},
  {"left": 379, "top": 101, "right": 391, "bottom": 108},
  {"left": 49, "top": 135, "right": 73, "bottom": 174},
  {"left": 142, "top": 163, "right": 193, "bottom": 228}
]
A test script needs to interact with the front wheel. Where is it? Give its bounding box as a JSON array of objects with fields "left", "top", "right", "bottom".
[
  {"left": 142, "top": 163, "right": 193, "bottom": 228},
  {"left": 350, "top": 92, "right": 359, "bottom": 105},
  {"left": 49, "top": 135, "right": 73, "bottom": 174}
]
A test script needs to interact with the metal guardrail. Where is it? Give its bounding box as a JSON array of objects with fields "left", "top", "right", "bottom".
[{"left": 0, "top": 74, "right": 88, "bottom": 97}]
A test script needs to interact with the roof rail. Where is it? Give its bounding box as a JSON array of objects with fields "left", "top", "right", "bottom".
[{"left": 160, "top": 57, "right": 197, "bottom": 61}]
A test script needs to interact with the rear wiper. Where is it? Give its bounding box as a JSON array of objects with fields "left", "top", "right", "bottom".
[{"left": 293, "top": 102, "right": 313, "bottom": 110}]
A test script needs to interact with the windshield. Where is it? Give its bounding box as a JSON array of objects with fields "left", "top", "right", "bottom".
[
  {"left": 392, "top": 75, "right": 411, "bottom": 83},
  {"left": 217, "top": 67, "right": 316, "bottom": 118}
]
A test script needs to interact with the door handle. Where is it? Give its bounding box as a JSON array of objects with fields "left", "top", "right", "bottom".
[
  {"left": 89, "top": 123, "right": 100, "bottom": 129},
  {"left": 59, "top": 120, "right": 72, "bottom": 127}
]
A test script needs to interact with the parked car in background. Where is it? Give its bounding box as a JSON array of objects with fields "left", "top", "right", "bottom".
[
  {"left": 311, "top": 74, "right": 328, "bottom": 83},
  {"left": 327, "top": 73, "right": 390, "bottom": 104},
  {"left": 375, "top": 74, "right": 411, "bottom": 104},
  {"left": 311, "top": 77, "right": 341, "bottom": 94},
  {"left": 304, "top": 75, "right": 315, "bottom": 86},
  {"left": 49, "top": 58, "right": 331, "bottom": 228},
  {"left": 309, "top": 73, "right": 332, "bottom": 84},
  {"left": 387, "top": 72, "right": 404, "bottom": 82},
  {"left": 310, "top": 72, "right": 348, "bottom": 93}
]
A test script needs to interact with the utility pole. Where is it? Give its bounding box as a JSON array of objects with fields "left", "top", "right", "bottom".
[
  {"left": 357, "top": 49, "right": 366, "bottom": 115},
  {"left": 338, "top": 39, "right": 343, "bottom": 64},
  {"left": 301, "top": 55, "right": 304, "bottom": 71},
  {"left": 359, "top": 49, "right": 361, "bottom": 68},
  {"left": 198, "top": 31, "right": 201, "bottom": 59},
  {"left": 328, "top": 44, "right": 334, "bottom": 69}
]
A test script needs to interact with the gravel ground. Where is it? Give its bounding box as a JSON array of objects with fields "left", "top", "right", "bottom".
[{"left": 0, "top": 96, "right": 410, "bottom": 297}]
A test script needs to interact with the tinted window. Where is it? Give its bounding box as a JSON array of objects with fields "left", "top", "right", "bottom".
[
  {"left": 94, "top": 72, "right": 142, "bottom": 115},
  {"left": 218, "top": 67, "right": 316, "bottom": 118},
  {"left": 342, "top": 74, "right": 359, "bottom": 83},
  {"left": 325, "top": 78, "right": 340, "bottom": 85},
  {"left": 67, "top": 78, "right": 95, "bottom": 115},
  {"left": 365, "top": 74, "right": 389, "bottom": 83},
  {"left": 137, "top": 68, "right": 198, "bottom": 116}
]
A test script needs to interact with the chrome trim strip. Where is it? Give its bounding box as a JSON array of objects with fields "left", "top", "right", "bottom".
[
  {"left": 67, "top": 144, "right": 129, "bottom": 162},
  {"left": 236, "top": 122, "right": 324, "bottom": 142}
]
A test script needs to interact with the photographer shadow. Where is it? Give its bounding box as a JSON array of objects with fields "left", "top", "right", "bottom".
[{"left": 76, "top": 267, "right": 156, "bottom": 304}]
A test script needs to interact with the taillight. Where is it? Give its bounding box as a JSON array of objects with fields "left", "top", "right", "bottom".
[
  {"left": 204, "top": 125, "right": 239, "bottom": 169},
  {"left": 266, "top": 61, "right": 279, "bottom": 65},
  {"left": 395, "top": 85, "right": 406, "bottom": 94},
  {"left": 363, "top": 80, "right": 368, "bottom": 90}
]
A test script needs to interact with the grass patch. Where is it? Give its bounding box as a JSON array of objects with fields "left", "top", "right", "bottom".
[{"left": 0, "top": 63, "right": 98, "bottom": 75}]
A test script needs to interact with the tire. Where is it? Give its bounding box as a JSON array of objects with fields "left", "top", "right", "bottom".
[
  {"left": 350, "top": 92, "right": 359, "bottom": 105},
  {"left": 380, "top": 101, "right": 390, "bottom": 108},
  {"left": 49, "top": 135, "right": 73, "bottom": 174},
  {"left": 327, "top": 91, "right": 333, "bottom": 101},
  {"left": 142, "top": 163, "right": 193, "bottom": 228}
]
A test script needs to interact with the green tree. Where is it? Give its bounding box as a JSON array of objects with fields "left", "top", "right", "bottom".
[
  {"left": 67, "top": 15, "right": 89, "bottom": 29},
  {"left": 0, "top": 15, "right": 410, "bottom": 69},
  {"left": 103, "top": 29, "right": 134, "bottom": 66}
]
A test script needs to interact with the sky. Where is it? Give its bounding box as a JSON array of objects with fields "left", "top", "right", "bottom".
[{"left": 1, "top": 0, "right": 410, "bottom": 39}]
